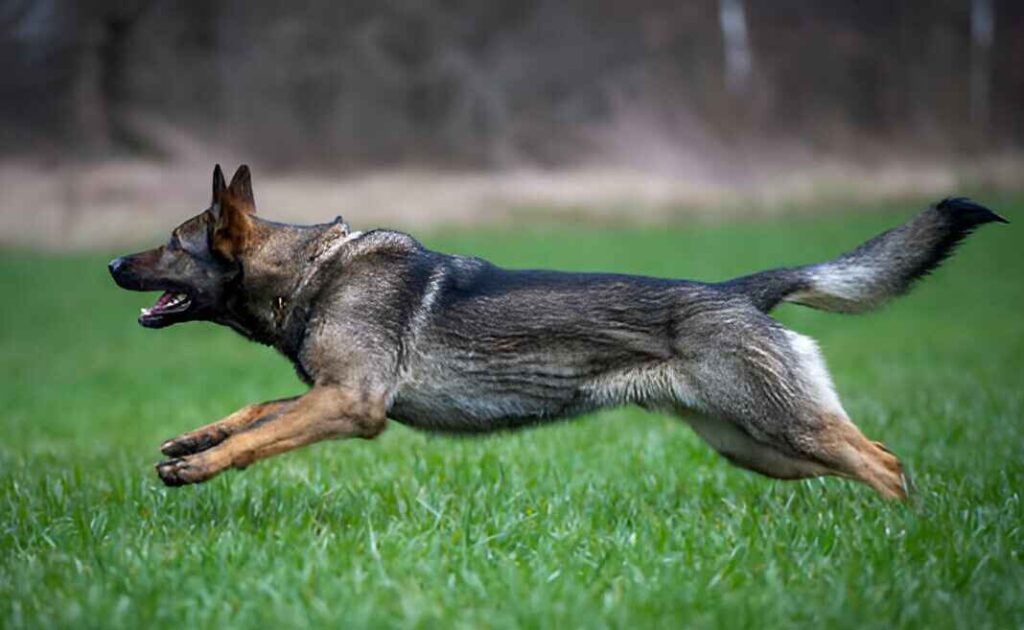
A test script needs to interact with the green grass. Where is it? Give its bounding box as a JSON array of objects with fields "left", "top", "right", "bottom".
[{"left": 2, "top": 201, "right": 1023, "bottom": 629}]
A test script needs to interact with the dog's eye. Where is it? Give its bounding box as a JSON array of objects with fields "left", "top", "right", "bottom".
[{"left": 168, "top": 236, "right": 182, "bottom": 252}]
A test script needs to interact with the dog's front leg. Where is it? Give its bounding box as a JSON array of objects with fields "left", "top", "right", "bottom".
[
  {"left": 159, "top": 396, "right": 299, "bottom": 457},
  {"left": 155, "top": 386, "right": 387, "bottom": 487}
]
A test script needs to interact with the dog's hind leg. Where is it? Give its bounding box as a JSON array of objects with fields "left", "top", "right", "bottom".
[
  {"left": 159, "top": 396, "right": 299, "bottom": 457},
  {"left": 676, "top": 325, "right": 909, "bottom": 499},
  {"left": 155, "top": 386, "right": 387, "bottom": 486},
  {"left": 683, "top": 413, "right": 833, "bottom": 480},
  {"left": 798, "top": 413, "right": 909, "bottom": 499},
  {"left": 683, "top": 410, "right": 908, "bottom": 499},
  {"left": 776, "top": 330, "right": 909, "bottom": 499}
]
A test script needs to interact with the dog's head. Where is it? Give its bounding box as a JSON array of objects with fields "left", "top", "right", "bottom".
[{"left": 109, "top": 165, "right": 258, "bottom": 328}]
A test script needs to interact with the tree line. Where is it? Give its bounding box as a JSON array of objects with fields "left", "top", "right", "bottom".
[{"left": 2, "top": 0, "right": 1021, "bottom": 169}]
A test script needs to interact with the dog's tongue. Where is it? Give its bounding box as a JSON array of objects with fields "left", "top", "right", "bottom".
[{"left": 152, "top": 291, "right": 176, "bottom": 310}]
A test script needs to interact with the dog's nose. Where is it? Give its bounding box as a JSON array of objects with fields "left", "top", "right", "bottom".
[{"left": 108, "top": 257, "right": 124, "bottom": 277}]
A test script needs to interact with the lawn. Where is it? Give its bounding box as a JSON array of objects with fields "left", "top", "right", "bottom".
[{"left": 2, "top": 199, "right": 1023, "bottom": 628}]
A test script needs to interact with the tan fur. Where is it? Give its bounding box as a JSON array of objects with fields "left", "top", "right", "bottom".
[
  {"left": 211, "top": 165, "right": 257, "bottom": 261},
  {"left": 811, "top": 416, "right": 908, "bottom": 500},
  {"left": 156, "top": 387, "right": 387, "bottom": 486},
  {"left": 159, "top": 397, "right": 298, "bottom": 457},
  {"left": 687, "top": 410, "right": 907, "bottom": 500}
]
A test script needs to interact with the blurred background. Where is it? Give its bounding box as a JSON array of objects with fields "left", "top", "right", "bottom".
[{"left": 2, "top": 0, "right": 1023, "bottom": 247}]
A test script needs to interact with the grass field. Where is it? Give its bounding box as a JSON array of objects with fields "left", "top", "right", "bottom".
[{"left": 2, "top": 199, "right": 1023, "bottom": 628}]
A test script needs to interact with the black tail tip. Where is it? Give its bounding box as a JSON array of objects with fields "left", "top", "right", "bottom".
[{"left": 936, "top": 197, "right": 1009, "bottom": 225}]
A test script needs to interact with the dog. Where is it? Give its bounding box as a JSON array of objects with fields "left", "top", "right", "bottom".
[{"left": 109, "top": 165, "right": 1007, "bottom": 498}]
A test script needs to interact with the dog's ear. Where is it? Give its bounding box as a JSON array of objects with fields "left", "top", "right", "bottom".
[
  {"left": 226, "top": 165, "right": 255, "bottom": 213},
  {"left": 209, "top": 165, "right": 256, "bottom": 260},
  {"left": 212, "top": 164, "right": 226, "bottom": 204},
  {"left": 209, "top": 166, "right": 253, "bottom": 261},
  {"left": 210, "top": 195, "right": 253, "bottom": 261}
]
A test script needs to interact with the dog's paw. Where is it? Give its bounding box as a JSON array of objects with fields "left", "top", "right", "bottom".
[
  {"left": 160, "top": 429, "right": 228, "bottom": 457},
  {"left": 156, "top": 457, "right": 213, "bottom": 487}
]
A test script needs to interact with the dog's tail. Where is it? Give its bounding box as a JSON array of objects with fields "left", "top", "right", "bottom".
[{"left": 721, "top": 198, "right": 1007, "bottom": 314}]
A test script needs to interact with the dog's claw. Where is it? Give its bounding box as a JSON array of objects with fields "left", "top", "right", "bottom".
[{"left": 160, "top": 439, "right": 188, "bottom": 457}]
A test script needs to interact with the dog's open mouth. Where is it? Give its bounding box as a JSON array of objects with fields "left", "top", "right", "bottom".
[{"left": 140, "top": 291, "right": 192, "bottom": 324}]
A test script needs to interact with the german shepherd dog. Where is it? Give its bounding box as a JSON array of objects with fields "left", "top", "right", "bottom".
[{"left": 109, "top": 165, "right": 1007, "bottom": 499}]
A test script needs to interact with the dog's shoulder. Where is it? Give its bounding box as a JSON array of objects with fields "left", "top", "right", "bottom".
[{"left": 339, "top": 228, "right": 425, "bottom": 264}]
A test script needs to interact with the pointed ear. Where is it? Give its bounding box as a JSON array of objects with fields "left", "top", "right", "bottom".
[
  {"left": 211, "top": 196, "right": 253, "bottom": 261},
  {"left": 212, "top": 164, "right": 226, "bottom": 203},
  {"left": 227, "top": 164, "right": 255, "bottom": 212}
]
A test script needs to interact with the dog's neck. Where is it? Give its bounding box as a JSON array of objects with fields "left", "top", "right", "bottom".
[{"left": 217, "top": 219, "right": 360, "bottom": 353}]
